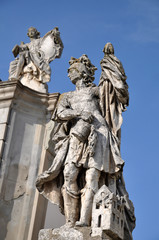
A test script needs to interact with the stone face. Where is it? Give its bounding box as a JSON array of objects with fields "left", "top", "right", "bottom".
[
  {"left": 0, "top": 80, "right": 59, "bottom": 240},
  {"left": 9, "top": 27, "right": 63, "bottom": 93}
]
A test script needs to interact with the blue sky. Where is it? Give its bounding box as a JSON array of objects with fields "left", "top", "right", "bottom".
[{"left": 1, "top": 0, "right": 159, "bottom": 239}]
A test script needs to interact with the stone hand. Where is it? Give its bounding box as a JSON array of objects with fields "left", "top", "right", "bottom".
[{"left": 81, "top": 111, "right": 93, "bottom": 123}]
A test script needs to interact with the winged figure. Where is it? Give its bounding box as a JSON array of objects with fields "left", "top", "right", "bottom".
[{"left": 9, "top": 27, "right": 63, "bottom": 92}]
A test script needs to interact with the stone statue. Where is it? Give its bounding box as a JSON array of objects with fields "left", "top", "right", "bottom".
[
  {"left": 36, "top": 45, "right": 135, "bottom": 239},
  {"left": 99, "top": 42, "right": 129, "bottom": 139},
  {"left": 9, "top": 27, "right": 63, "bottom": 92}
]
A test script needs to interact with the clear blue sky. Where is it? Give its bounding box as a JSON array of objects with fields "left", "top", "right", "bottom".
[{"left": 1, "top": 0, "right": 159, "bottom": 239}]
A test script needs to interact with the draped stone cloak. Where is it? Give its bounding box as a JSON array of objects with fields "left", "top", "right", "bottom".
[
  {"left": 99, "top": 53, "right": 129, "bottom": 140},
  {"left": 36, "top": 86, "right": 125, "bottom": 213}
]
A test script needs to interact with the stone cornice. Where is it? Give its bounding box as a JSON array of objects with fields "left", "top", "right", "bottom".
[{"left": 0, "top": 80, "right": 60, "bottom": 116}]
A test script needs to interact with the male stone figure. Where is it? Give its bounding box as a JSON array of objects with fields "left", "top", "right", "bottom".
[
  {"left": 9, "top": 26, "right": 63, "bottom": 92},
  {"left": 36, "top": 48, "right": 135, "bottom": 239}
]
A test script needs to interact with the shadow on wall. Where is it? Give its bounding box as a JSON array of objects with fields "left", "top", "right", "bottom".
[{"left": 44, "top": 202, "right": 65, "bottom": 228}]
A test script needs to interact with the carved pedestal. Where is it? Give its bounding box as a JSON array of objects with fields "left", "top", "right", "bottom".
[
  {"left": 38, "top": 227, "right": 113, "bottom": 240},
  {"left": 0, "top": 80, "right": 59, "bottom": 240}
]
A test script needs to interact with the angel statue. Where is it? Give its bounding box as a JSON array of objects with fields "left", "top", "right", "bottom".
[
  {"left": 36, "top": 45, "right": 135, "bottom": 239},
  {"left": 9, "top": 27, "right": 63, "bottom": 93}
]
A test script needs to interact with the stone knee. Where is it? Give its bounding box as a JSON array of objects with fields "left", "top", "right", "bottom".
[
  {"left": 63, "top": 163, "right": 80, "bottom": 195},
  {"left": 85, "top": 168, "right": 101, "bottom": 193},
  {"left": 64, "top": 163, "right": 79, "bottom": 184}
]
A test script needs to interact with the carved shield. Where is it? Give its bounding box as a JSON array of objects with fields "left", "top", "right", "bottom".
[{"left": 40, "top": 28, "right": 63, "bottom": 63}]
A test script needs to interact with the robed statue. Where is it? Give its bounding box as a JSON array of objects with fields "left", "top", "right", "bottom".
[
  {"left": 9, "top": 27, "right": 63, "bottom": 92},
  {"left": 36, "top": 44, "right": 135, "bottom": 239}
]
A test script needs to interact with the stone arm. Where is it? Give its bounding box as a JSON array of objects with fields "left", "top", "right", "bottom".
[
  {"left": 57, "top": 107, "right": 93, "bottom": 122},
  {"left": 57, "top": 108, "right": 80, "bottom": 121},
  {"left": 12, "top": 42, "right": 29, "bottom": 58},
  {"left": 55, "top": 94, "right": 78, "bottom": 122},
  {"left": 56, "top": 94, "right": 93, "bottom": 123}
]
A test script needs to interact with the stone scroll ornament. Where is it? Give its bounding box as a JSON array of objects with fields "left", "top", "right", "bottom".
[
  {"left": 36, "top": 44, "right": 136, "bottom": 239},
  {"left": 9, "top": 27, "right": 63, "bottom": 93}
]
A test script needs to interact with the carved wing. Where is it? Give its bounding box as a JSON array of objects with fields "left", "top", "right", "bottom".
[{"left": 40, "top": 27, "right": 63, "bottom": 63}]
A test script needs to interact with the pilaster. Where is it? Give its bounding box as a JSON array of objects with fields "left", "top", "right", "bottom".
[{"left": 0, "top": 80, "right": 59, "bottom": 240}]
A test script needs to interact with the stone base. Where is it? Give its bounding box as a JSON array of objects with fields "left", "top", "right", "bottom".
[
  {"left": 0, "top": 80, "right": 59, "bottom": 240},
  {"left": 38, "top": 226, "right": 113, "bottom": 240}
]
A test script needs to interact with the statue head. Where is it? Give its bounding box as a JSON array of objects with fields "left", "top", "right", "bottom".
[
  {"left": 27, "top": 27, "right": 40, "bottom": 39},
  {"left": 68, "top": 54, "right": 97, "bottom": 85},
  {"left": 103, "top": 42, "right": 114, "bottom": 55}
]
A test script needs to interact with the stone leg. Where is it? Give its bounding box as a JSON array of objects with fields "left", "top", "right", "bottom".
[
  {"left": 76, "top": 168, "right": 101, "bottom": 226},
  {"left": 62, "top": 163, "right": 80, "bottom": 227},
  {"left": 62, "top": 187, "right": 80, "bottom": 227}
]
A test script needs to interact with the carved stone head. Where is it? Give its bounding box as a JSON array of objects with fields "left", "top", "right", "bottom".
[
  {"left": 68, "top": 54, "right": 97, "bottom": 85},
  {"left": 27, "top": 27, "right": 40, "bottom": 39},
  {"left": 103, "top": 42, "right": 114, "bottom": 55}
]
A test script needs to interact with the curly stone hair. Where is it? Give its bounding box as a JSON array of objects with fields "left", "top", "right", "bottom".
[
  {"left": 68, "top": 54, "right": 97, "bottom": 83},
  {"left": 27, "top": 27, "right": 40, "bottom": 38}
]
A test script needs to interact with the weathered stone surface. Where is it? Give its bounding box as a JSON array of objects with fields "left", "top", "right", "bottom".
[
  {"left": 38, "top": 229, "right": 53, "bottom": 240},
  {"left": 38, "top": 227, "right": 112, "bottom": 240},
  {"left": 0, "top": 80, "right": 59, "bottom": 240},
  {"left": 0, "top": 123, "right": 7, "bottom": 141},
  {"left": 0, "top": 107, "right": 10, "bottom": 124},
  {"left": 1, "top": 38, "right": 135, "bottom": 240},
  {"left": 0, "top": 140, "right": 4, "bottom": 158},
  {"left": 91, "top": 186, "right": 124, "bottom": 240},
  {"left": 36, "top": 48, "right": 135, "bottom": 239}
]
